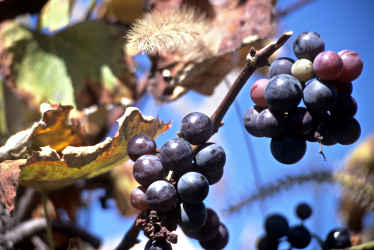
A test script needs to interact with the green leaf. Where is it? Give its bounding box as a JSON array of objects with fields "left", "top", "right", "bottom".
[
  {"left": 0, "top": 20, "right": 137, "bottom": 109},
  {"left": 39, "top": 0, "right": 75, "bottom": 32}
]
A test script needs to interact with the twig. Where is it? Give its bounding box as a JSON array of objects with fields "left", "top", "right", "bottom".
[
  {"left": 41, "top": 193, "right": 55, "bottom": 250},
  {"left": 115, "top": 218, "right": 141, "bottom": 250},
  {"left": 2, "top": 218, "right": 101, "bottom": 248},
  {"left": 224, "top": 170, "right": 333, "bottom": 214},
  {"left": 275, "top": 0, "right": 314, "bottom": 19},
  {"left": 84, "top": 0, "right": 97, "bottom": 20},
  {"left": 13, "top": 188, "right": 40, "bottom": 226},
  {"left": 223, "top": 78, "right": 265, "bottom": 214},
  {"left": 210, "top": 31, "right": 293, "bottom": 132},
  {"left": 31, "top": 236, "right": 48, "bottom": 250}
]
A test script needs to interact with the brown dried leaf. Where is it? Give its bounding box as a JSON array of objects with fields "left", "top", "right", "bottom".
[
  {"left": 0, "top": 103, "right": 169, "bottom": 193},
  {"left": 0, "top": 159, "right": 23, "bottom": 212}
]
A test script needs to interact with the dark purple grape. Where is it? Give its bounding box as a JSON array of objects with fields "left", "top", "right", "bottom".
[
  {"left": 256, "top": 108, "right": 285, "bottom": 138},
  {"left": 270, "top": 137, "right": 306, "bottom": 164},
  {"left": 313, "top": 51, "right": 343, "bottom": 80},
  {"left": 287, "top": 225, "right": 311, "bottom": 249},
  {"left": 265, "top": 74, "right": 303, "bottom": 112},
  {"left": 133, "top": 155, "right": 168, "bottom": 187},
  {"left": 331, "top": 95, "right": 357, "bottom": 119},
  {"left": 177, "top": 172, "right": 209, "bottom": 204},
  {"left": 316, "top": 123, "right": 338, "bottom": 146},
  {"left": 145, "top": 239, "right": 172, "bottom": 250},
  {"left": 287, "top": 108, "right": 314, "bottom": 136},
  {"left": 337, "top": 118, "right": 361, "bottom": 145},
  {"left": 293, "top": 32, "right": 325, "bottom": 61},
  {"left": 130, "top": 186, "right": 148, "bottom": 210},
  {"left": 201, "top": 166, "right": 224, "bottom": 185},
  {"left": 145, "top": 180, "right": 177, "bottom": 212},
  {"left": 159, "top": 138, "right": 193, "bottom": 173},
  {"left": 269, "top": 57, "right": 295, "bottom": 77},
  {"left": 303, "top": 79, "right": 337, "bottom": 112},
  {"left": 265, "top": 214, "right": 289, "bottom": 239},
  {"left": 179, "top": 202, "right": 207, "bottom": 232},
  {"left": 194, "top": 143, "right": 226, "bottom": 174},
  {"left": 257, "top": 235, "right": 279, "bottom": 250},
  {"left": 338, "top": 50, "right": 363, "bottom": 82},
  {"left": 333, "top": 81, "right": 353, "bottom": 95},
  {"left": 325, "top": 228, "right": 351, "bottom": 249},
  {"left": 295, "top": 202, "right": 312, "bottom": 220},
  {"left": 183, "top": 208, "right": 220, "bottom": 241},
  {"left": 127, "top": 134, "right": 156, "bottom": 161},
  {"left": 180, "top": 112, "right": 213, "bottom": 145},
  {"left": 250, "top": 79, "right": 269, "bottom": 108},
  {"left": 199, "top": 223, "right": 229, "bottom": 250},
  {"left": 244, "top": 106, "right": 264, "bottom": 137}
]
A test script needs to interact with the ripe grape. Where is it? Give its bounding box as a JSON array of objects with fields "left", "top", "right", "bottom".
[
  {"left": 130, "top": 186, "right": 149, "bottom": 211},
  {"left": 287, "top": 225, "right": 311, "bottom": 249},
  {"left": 183, "top": 208, "right": 220, "bottom": 241},
  {"left": 269, "top": 57, "right": 294, "bottom": 77},
  {"left": 179, "top": 202, "right": 207, "bottom": 232},
  {"left": 295, "top": 202, "right": 312, "bottom": 220},
  {"left": 250, "top": 79, "right": 269, "bottom": 108},
  {"left": 194, "top": 143, "right": 226, "bottom": 175},
  {"left": 180, "top": 112, "right": 213, "bottom": 145},
  {"left": 313, "top": 51, "right": 343, "bottom": 80},
  {"left": 325, "top": 228, "right": 351, "bottom": 249},
  {"left": 145, "top": 180, "right": 177, "bottom": 212},
  {"left": 257, "top": 235, "right": 279, "bottom": 250},
  {"left": 303, "top": 79, "right": 337, "bottom": 112},
  {"left": 332, "top": 81, "right": 353, "bottom": 95},
  {"left": 127, "top": 134, "right": 156, "bottom": 161},
  {"left": 177, "top": 172, "right": 209, "bottom": 204},
  {"left": 199, "top": 223, "right": 229, "bottom": 250},
  {"left": 145, "top": 239, "right": 172, "bottom": 250},
  {"left": 287, "top": 108, "right": 314, "bottom": 136},
  {"left": 337, "top": 118, "right": 361, "bottom": 145},
  {"left": 244, "top": 106, "right": 264, "bottom": 137},
  {"left": 265, "top": 214, "right": 289, "bottom": 239},
  {"left": 270, "top": 136, "right": 306, "bottom": 164},
  {"left": 331, "top": 95, "right": 357, "bottom": 119},
  {"left": 337, "top": 49, "right": 363, "bottom": 82},
  {"left": 256, "top": 108, "right": 285, "bottom": 138},
  {"left": 265, "top": 74, "right": 303, "bottom": 112},
  {"left": 291, "top": 58, "right": 314, "bottom": 82},
  {"left": 317, "top": 121, "right": 339, "bottom": 146},
  {"left": 159, "top": 138, "right": 193, "bottom": 173},
  {"left": 201, "top": 166, "right": 224, "bottom": 185},
  {"left": 133, "top": 155, "right": 168, "bottom": 187},
  {"left": 293, "top": 31, "right": 325, "bottom": 61}
]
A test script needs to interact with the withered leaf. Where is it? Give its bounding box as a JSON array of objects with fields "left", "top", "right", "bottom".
[
  {"left": 98, "top": 0, "right": 144, "bottom": 24},
  {"left": 0, "top": 159, "right": 24, "bottom": 212},
  {"left": 0, "top": 103, "right": 169, "bottom": 195}
]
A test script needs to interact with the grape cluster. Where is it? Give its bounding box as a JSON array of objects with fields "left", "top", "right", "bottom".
[
  {"left": 245, "top": 31, "right": 363, "bottom": 164},
  {"left": 257, "top": 202, "right": 352, "bottom": 249},
  {"left": 127, "top": 112, "right": 229, "bottom": 249}
]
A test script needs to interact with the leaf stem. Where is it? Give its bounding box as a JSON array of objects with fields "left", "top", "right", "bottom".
[
  {"left": 210, "top": 31, "right": 293, "bottom": 132},
  {"left": 41, "top": 192, "right": 55, "bottom": 250}
]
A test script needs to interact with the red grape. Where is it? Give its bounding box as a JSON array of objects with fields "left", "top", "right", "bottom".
[
  {"left": 337, "top": 49, "right": 363, "bottom": 82},
  {"left": 313, "top": 51, "right": 343, "bottom": 80},
  {"left": 130, "top": 186, "right": 149, "bottom": 210},
  {"left": 250, "top": 78, "right": 269, "bottom": 108}
]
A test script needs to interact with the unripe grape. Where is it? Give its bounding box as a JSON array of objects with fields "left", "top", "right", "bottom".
[{"left": 291, "top": 58, "right": 314, "bottom": 82}]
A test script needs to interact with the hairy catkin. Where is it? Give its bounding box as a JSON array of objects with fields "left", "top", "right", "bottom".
[{"left": 126, "top": 7, "right": 218, "bottom": 60}]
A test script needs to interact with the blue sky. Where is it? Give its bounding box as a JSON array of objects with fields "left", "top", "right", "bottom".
[{"left": 84, "top": 1, "right": 374, "bottom": 249}]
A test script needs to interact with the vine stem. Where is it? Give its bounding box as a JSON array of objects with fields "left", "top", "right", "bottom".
[
  {"left": 210, "top": 31, "right": 293, "bottom": 132},
  {"left": 41, "top": 192, "right": 55, "bottom": 250}
]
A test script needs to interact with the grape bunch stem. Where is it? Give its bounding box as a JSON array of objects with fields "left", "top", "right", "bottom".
[{"left": 211, "top": 31, "right": 293, "bottom": 133}]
